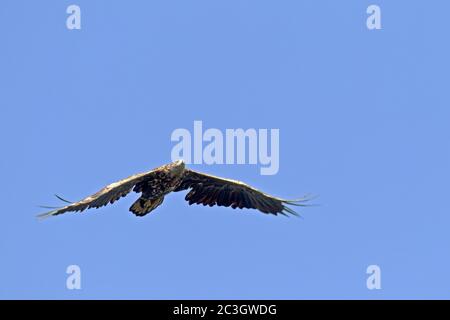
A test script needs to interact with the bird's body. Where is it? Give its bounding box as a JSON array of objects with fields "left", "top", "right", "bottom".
[
  {"left": 128, "top": 161, "right": 185, "bottom": 215},
  {"left": 39, "top": 160, "right": 310, "bottom": 219}
]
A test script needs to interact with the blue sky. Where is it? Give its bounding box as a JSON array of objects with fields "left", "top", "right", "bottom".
[{"left": 1, "top": 1, "right": 449, "bottom": 299}]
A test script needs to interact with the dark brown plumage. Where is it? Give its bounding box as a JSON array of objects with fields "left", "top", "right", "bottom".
[{"left": 38, "top": 160, "right": 310, "bottom": 219}]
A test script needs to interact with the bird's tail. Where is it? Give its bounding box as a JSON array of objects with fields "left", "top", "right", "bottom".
[{"left": 129, "top": 196, "right": 164, "bottom": 217}]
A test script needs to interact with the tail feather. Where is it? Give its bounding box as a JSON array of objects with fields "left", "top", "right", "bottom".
[{"left": 129, "top": 196, "right": 164, "bottom": 216}]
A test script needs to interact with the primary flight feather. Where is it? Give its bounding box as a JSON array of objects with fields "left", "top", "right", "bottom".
[{"left": 38, "top": 160, "right": 310, "bottom": 219}]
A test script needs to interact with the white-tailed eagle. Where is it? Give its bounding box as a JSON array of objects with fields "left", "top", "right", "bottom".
[{"left": 38, "top": 160, "right": 310, "bottom": 219}]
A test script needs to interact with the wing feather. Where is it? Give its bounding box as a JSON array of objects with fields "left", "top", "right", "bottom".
[
  {"left": 38, "top": 170, "right": 159, "bottom": 219},
  {"left": 176, "top": 169, "right": 310, "bottom": 216}
]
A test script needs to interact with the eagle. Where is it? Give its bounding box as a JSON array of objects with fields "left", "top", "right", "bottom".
[{"left": 38, "top": 160, "right": 310, "bottom": 219}]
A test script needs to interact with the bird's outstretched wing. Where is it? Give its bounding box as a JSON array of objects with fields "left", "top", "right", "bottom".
[
  {"left": 37, "top": 170, "right": 159, "bottom": 219},
  {"left": 175, "top": 169, "right": 311, "bottom": 216}
]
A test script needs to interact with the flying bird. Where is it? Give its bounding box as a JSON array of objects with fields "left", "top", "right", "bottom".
[{"left": 38, "top": 160, "right": 310, "bottom": 219}]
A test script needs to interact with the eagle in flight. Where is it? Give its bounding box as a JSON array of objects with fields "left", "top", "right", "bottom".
[{"left": 38, "top": 160, "right": 310, "bottom": 219}]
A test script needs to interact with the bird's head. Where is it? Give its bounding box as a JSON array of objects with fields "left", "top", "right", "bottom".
[{"left": 169, "top": 159, "right": 185, "bottom": 177}]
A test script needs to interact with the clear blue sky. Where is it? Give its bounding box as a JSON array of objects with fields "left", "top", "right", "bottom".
[{"left": 1, "top": 1, "right": 449, "bottom": 299}]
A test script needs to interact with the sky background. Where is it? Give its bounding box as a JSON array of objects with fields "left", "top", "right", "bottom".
[{"left": 1, "top": 1, "right": 449, "bottom": 299}]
